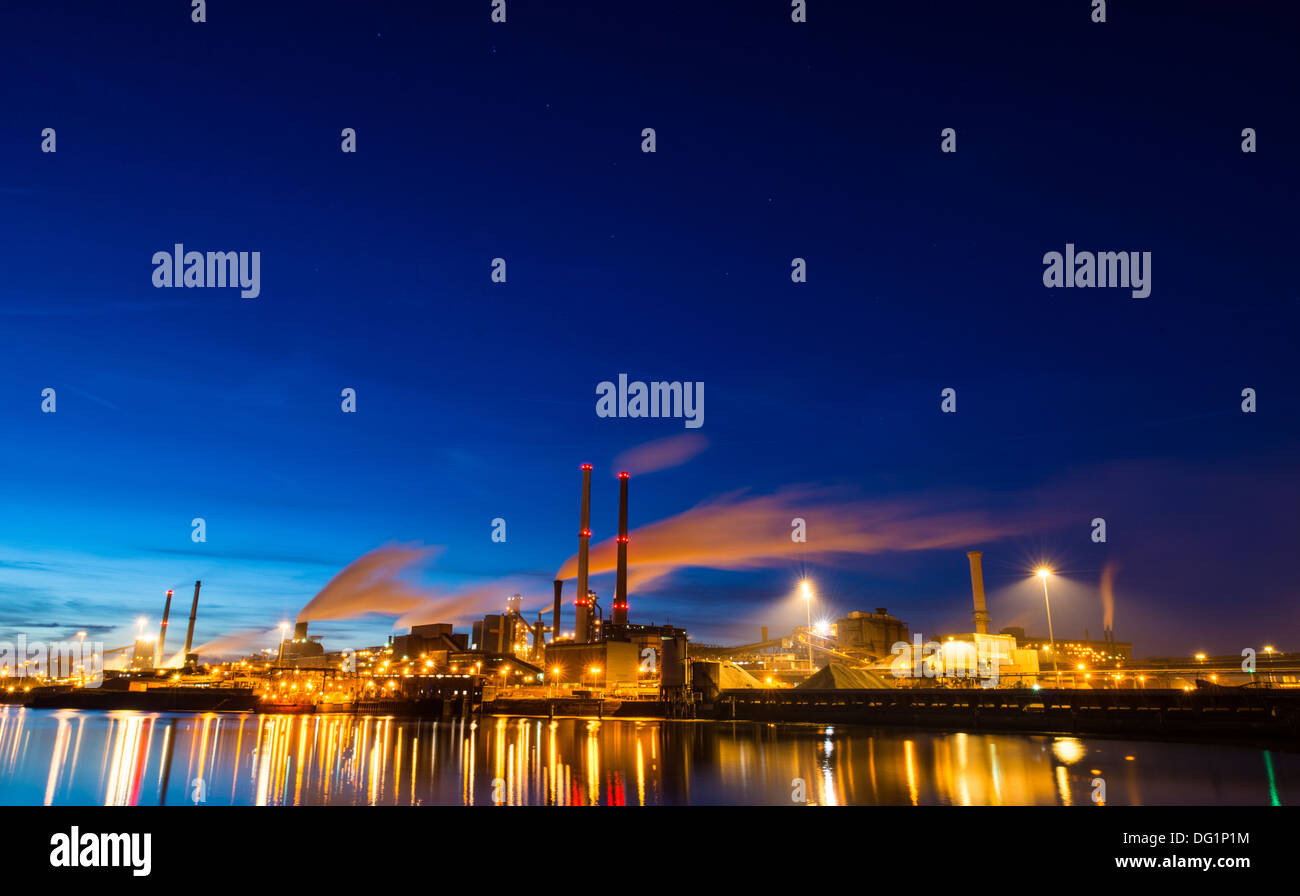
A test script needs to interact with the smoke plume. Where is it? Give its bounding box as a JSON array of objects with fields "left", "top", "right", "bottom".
[
  {"left": 612, "top": 433, "right": 708, "bottom": 476},
  {"left": 297, "top": 543, "right": 443, "bottom": 623},
  {"left": 1100, "top": 560, "right": 1117, "bottom": 631},
  {"left": 295, "top": 543, "right": 528, "bottom": 629},
  {"left": 557, "top": 486, "right": 1023, "bottom": 587}
]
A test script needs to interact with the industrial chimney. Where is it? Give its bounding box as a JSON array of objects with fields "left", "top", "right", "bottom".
[
  {"left": 552, "top": 579, "right": 563, "bottom": 642},
  {"left": 182, "top": 580, "right": 202, "bottom": 657},
  {"left": 613, "top": 471, "right": 630, "bottom": 626},
  {"left": 575, "top": 464, "right": 593, "bottom": 642},
  {"left": 966, "top": 551, "right": 989, "bottom": 635},
  {"left": 155, "top": 589, "right": 174, "bottom": 666}
]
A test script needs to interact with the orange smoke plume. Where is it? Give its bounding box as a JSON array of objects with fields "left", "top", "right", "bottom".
[
  {"left": 297, "top": 543, "right": 443, "bottom": 623},
  {"left": 1101, "top": 561, "right": 1117, "bottom": 631},
  {"left": 612, "top": 433, "right": 708, "bottom": 476},
  {"left": 557, "top": 486, "right": 1023, "bottom": 585}
]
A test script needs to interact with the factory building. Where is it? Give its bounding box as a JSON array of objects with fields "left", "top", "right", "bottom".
[
  {"left": 542, "top": 466, "right": 691, "bottom": 697},
  {"left": 269, "top": 462, "right": 692, "bottom": 697},
  {"left": 278, "top": 622, "right": 326, "bottom": 666},
  {"left": 129, "top": 638, "right": 156, "bottom": 671},
  {"left": 390, "top": 623, "right": 468, "bottom": 661},
  {"left": 1006, "top": 628, "right": 1133, "bottom": 666},
  {"left": 471, "top": 609, "right": 530, "bottom": 656},
  {"left": 835, "top": 608, "right": 909, "bottom": 660},
  {"left": 545, "top": 640, "right": 639, "bottom": 689},
  {"left": 385, "top": 620, "right": 541, "bottom": 681},
  {"left": 927, "top": 551, "right": 1041, "bottom": 687}
]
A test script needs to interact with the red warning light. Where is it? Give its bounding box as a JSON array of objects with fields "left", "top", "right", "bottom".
[
  {"left": 166, "top": 590, "right": 173, "bottom": 597},
  {"left": 618, "top": 471, "right": 630, "bottom": 479}
]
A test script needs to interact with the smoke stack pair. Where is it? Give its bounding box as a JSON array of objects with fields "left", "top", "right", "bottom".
[
  {"left": 612, "top": 471, "right": 629, "bottom": 625},
  {"left": 966, "top": 551, "right": 989, "bottom": 635},
  {"left": 571, "top": 465, "right": 632, "bottom": 639}
]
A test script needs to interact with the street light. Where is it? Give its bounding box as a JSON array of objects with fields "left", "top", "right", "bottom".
[
  {"left": 76, "top": 631, "right": 87, "bottom": 686},
  {"left": 1036, "top": 568, "right": 1059, "bottom": 688},
  {"left": 801, "top": 580, "right": 814, "bottom": 672},
  {"left": 1264, "top": 645, "right": 1275, "bottom": 686}
]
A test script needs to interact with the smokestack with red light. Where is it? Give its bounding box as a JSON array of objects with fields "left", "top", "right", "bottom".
[
  {"left": 575, "top": 464, "right": 593, "bottom": 642},
  {"left": 155, "top": 589, "right": 174, "bottom": 666},
  {"left": 552, "top": 579, "right": 563, "bottom": 642},
  {"left": 966, "top": 551, "right": 989, "bottom": 634},
  {"left": 613, "top": 471, "right": 630, "bottom": 625},
  {"left": 182, "top": 579, "right": 202, "bottom": 657}
]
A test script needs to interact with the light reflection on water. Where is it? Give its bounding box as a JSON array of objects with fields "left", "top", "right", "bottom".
[{"left": 0, "top": 706, "right": 1292, "bottom": 806}]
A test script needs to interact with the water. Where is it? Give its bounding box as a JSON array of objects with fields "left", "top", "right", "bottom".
[{"left": 0, "top": 706, "right": 1292, "bottom": 805}]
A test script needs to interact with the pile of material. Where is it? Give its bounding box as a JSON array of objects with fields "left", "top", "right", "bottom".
[
  {"left": 796, "top": 663, "right": 893, "bottom": 690},
  {"left": 714, "top": 661, "right": 765, "bottom": 690}
]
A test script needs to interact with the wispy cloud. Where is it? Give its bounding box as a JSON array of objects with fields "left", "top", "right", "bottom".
[{"left": 612, "top": 432, "right": 708, "bottom": 476}]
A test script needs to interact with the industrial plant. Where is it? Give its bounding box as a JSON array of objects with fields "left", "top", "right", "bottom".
[{"left": 1, "top": 463, "right": 1297, "bottom": 739}]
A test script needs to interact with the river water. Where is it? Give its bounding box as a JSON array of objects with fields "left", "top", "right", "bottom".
[{"left": 0, "top": 706, "right": 1291, "bottom": 805}]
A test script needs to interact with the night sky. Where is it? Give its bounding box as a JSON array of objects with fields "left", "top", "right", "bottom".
[{"left": 1, "top": 1, "right": 1296, "bottom": 658}]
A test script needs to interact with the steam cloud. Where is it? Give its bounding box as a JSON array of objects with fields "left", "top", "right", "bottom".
[
  {"left": 296, "top": 543, "right": 526, "bottom": 630},
  {"left": 612, "top": 433, "right": 708, "bottom": 476},
  {"left": 297, "top": 543, "right": 443, "bottom": 623},
  {"left": 1101, "top": 560, "right": 1117, "bottom": 631},
  {"left": 159, "top": 628, "right": 282, "bottom": 666},
  {"left": 557, "top": 486, "right": 1023, "bottom": 588},
  {"left": 298, "top": 489, "right": 1026, "bottom": 630}
]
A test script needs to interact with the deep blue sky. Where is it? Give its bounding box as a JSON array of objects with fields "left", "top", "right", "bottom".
[{"left": 1, "top": 1, "right": 1296, "bottom": 658}]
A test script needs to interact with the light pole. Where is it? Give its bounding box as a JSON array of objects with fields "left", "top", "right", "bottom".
[
  {"left": 1264, "top": 646, "right": 1275, "bottom": 686},
  {"left": 801, "top": 580, "right": 815, "bottom": 672},
  {"left": 1036, "top": 568, "right": 1059, "bottom": 688},
  {"left": 76, "top": 631, "right": 86, "bottom": 685}
]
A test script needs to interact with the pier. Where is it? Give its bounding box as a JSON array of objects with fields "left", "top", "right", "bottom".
[{"left": 712, "top": 686, "right": 1300, "bottom": 740}]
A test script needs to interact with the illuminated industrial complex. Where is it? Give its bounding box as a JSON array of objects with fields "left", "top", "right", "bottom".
[{"left": 1, "top": 463, "right": 1296, "bottom": 739}]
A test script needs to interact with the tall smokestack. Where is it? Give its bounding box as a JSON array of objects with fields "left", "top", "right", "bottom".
[
  {"left": 966, "top": 551, "right": 989, "bottom": 635},
  {"left": 613, "top": 471, "right": 629, "bottom": 625},
  {"left": 156, "top": 589, "right": 174, "bottom": 666},
  {"left": 182, "top": 579, "right": 201, "bottom": 656},
  {"left": 552, "top": 579, "right": 563, "bottom": 642},
  {"left": 575, "top": 464, "right": 593, "bottom": 642}
]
